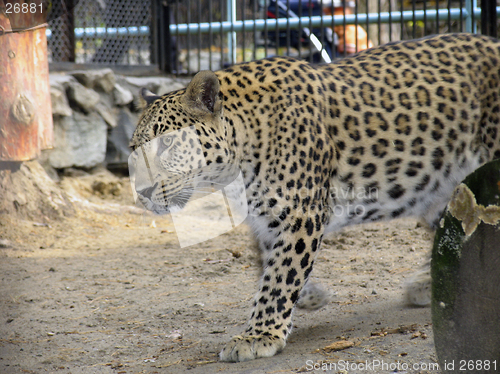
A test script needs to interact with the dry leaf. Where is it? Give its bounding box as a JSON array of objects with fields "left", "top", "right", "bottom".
[{"left": 323, "top": 340, "right": 354, "bottom": 352}]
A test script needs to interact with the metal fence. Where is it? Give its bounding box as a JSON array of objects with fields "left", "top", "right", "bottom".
[{"left": 47, "top": 0, "right": 499, "bottom": 74}]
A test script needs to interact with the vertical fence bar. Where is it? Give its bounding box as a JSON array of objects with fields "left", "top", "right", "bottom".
[
  {"left": 320, "top": 0, "right": 325, "bottom": 58},
  {"left": 263, "top": 0, "right": 268, "bottom": 58},
  {"left": 297, "top": 0, "right": 302, "bottom": 59},
  {"left": 355, "top": 0, "right": 358, "bottom": 53},
  {"left": 436, "top": 0, "right": 440, "bottom": 34},
  {"left": 331, "top": 0, "right": 336, "bottom": 57},
  {"left": 242, "top": 0, "right": 246, "bottom": 63},
  {"left": 366, "top": 0, "right": 369, "bottom": 49},
  {"left": 197, "top": 0, "right": 201, "bottom": 72},
  {"left": 459, "top": 0, "right": 463, "bottom": 31},
  {"left": 175, "top": 2, "right": 180, "bottom": 73},
  {"left": 448, "top": 0, "right": 451, "bottom": 32},
  {"left": 155, "top": 10, "right": 165, "bottom": 70},
  {"left": 228, "top": 0, "right": 236, "bottom": 65},
  {"left": 286, "top": 0, "right": 291, "bottom": 57},
  {"left": 400, "top": 0, "right": 404, "bottom": 38},
  {"left": 412, "top": 0, "right": 416, "bottom": 38},
  {"left": 220, "top": 0, "right": 224, "bottom": 67},
  {"left": 465, "top": 0, "right": 474, "bottom": 32},
  {"left": 342, "top": 0, "right": 346, "bottom": 55},
  {"left": 186, "top": 0, "right": 191, "bottom": 73},
  {"left": 388, "top": 0, "right": 392, "bottom": 41},
  {"left": 377, "top": 0, "right": 381, "bottom": 45},
  {"left": 252, "top": 0, "right": 257, "bottom": 61},
  {"left": 308, "top": 0, "right": 313, "bottom": 62},
  {"left": 209, "top": 0, "right": 213, "bottom": 70},
  {"left": 423, "top": 0, "right": 427, "bottom": 35},
  {"left": 481, "top": 0, "right": 497, "bottom": 37},
  {"left": 275, "top": 1, "right": 280, "bottom": 56}
]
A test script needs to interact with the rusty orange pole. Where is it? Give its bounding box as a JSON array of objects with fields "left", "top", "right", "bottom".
[{"left": 0, "top": 0, "right": 53, "bottom": 161}]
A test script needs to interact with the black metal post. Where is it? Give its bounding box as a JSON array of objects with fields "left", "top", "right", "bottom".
[
  {"left": 481, "top": 0, "right": 497, "bottom": 38},
  {"left": 67, "top": 0, "right": 75, "bottom": 62},
  {"left": 153, "top": 0, "right": 177, "bottom": 73}
]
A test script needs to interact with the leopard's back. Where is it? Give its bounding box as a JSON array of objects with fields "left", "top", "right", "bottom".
[{"left": 318, "top": 33, "right": 500, "bottom": 231}]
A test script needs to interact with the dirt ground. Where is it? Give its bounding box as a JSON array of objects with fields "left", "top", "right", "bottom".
[{"left": 0, "top": 164, "right": 440, "bottom": 374}]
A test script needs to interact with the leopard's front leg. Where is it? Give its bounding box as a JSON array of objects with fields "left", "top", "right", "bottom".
[{"left": 220, "top": 216, "right": 324, "bottom": 362}]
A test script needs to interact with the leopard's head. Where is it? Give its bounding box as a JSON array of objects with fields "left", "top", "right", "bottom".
[{"left": 129, "top": 71, "right": 238, "bottom": 214}]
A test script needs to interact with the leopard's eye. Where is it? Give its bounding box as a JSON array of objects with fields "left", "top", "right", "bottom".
[{"left": 162, "top": 136, "right": 174, "bottom": 147}]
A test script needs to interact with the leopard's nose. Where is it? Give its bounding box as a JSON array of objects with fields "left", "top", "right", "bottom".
[{"left": 139, "top": 182, "right": 158, "bottom": 199}]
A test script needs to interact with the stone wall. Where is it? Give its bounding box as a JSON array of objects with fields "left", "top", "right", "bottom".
[{"left": 46, "top": 69, "right": 190, "bottom": 170}]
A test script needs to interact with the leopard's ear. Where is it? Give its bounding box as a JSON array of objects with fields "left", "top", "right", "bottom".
[{"left": 183, "top": 70, "right": 221, "bottom": 115}]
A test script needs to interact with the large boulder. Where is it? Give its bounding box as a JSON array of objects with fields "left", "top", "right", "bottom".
[{"left": 49, "top": 111, "right": 107, "bottom": 169}]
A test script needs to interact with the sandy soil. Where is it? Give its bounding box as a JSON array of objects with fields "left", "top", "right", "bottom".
[{"left": 0, "top": 165, "right": 440, "bottom": 374}]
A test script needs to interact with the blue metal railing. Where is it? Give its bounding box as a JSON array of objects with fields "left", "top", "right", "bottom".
[
  {"left": 47, "top": 7, "right": 497, "bottom": 40},
  {"left": 46, "top": 26, "right": 150, "bottom": 38},
  {"left": 169, "top": 8, "right": 486, "bottom": 35}
]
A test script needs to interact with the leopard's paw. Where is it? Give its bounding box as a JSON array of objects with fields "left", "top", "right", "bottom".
[
  {"left": 405, "top": 268, "right": 431, "bottom": 306},
  {"left": 219, "top": 334, "right": 285, "bottom": 362},
  {"left": 296, "top": 280, "right": 329, "bottom": 310}
]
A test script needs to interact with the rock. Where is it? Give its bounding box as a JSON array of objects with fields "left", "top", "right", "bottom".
[
  {"left": 66, "top": 80, "right": 100, "bottom": 112},
  {"left": 94, "top": 69, "right": 116, "bottom": 93},
  {"left": 48, "top": 111, "right": 107, "bottom": 169},
  {"left": 70, "top": 69, "right": 116, "bottom": 93},
  {"left": 106, "top": 107, "right": 137, "bottom": 165},
  {"left": 49, "top": 74, "right": 77, "bottom": 90},
  {"left": 92, "top": 180, "right": 122, "bottom": 196},
  {"left": 95, "top": 102, "right": 117, "bottom": 128},
  {"left": 50, "top": 86, "right": 72, "bottom": 117},
  {"left": 157, "top": 79, "right": 185, "bottom": 96},
  {"left": 97, "top": 90, "right": 114, "bottom": 109},
  {"left": 113, "top": 83, "right": 134, "bottom": 106},
  {"left": 122, "top": 76, "right": 160, "bottom": 93},
  {"left": 69, "top": 71, "right": 94, "bottom": 88}
]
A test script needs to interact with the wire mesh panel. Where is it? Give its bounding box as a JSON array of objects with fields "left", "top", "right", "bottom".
[
  {"left": 46, "top": 2, "right": 75, "bottom": 62},
  {"left": 48, "top": 0, "right": 152, "bottom": 64}
]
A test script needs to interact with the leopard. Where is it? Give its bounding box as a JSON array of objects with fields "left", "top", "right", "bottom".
[{"left": 129, "top": 33, "right": 500, "bottom": 362}]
